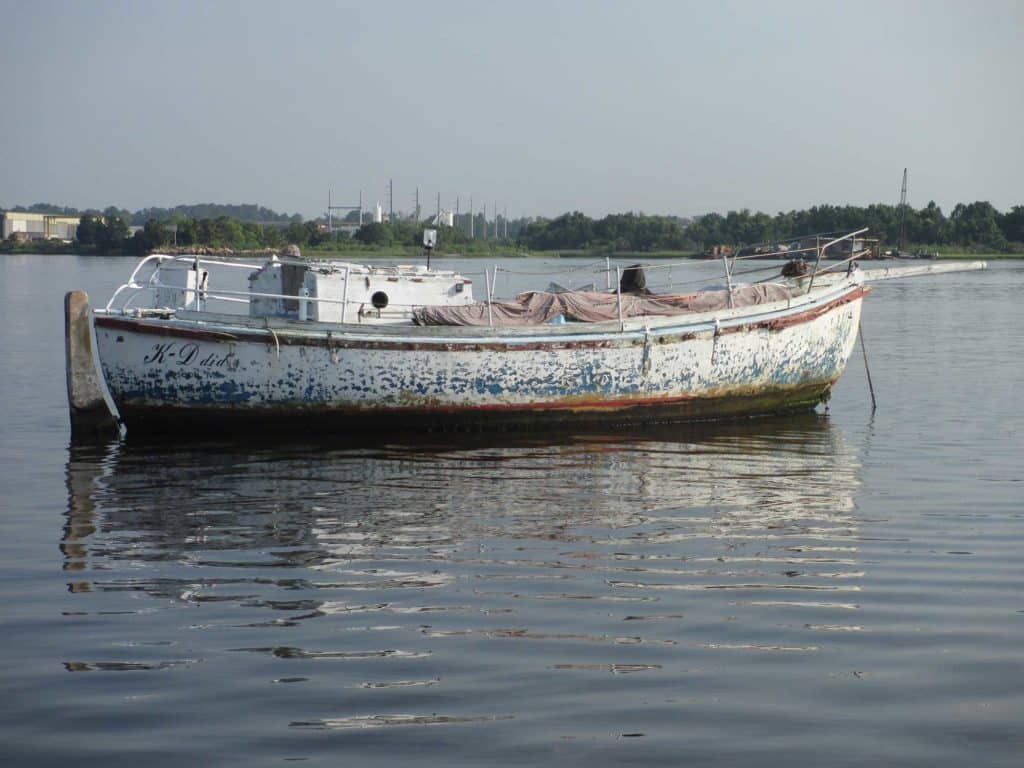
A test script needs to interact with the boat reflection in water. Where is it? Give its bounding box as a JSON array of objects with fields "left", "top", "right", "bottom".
[
  {"left": 65, "top": 413, "right": 861, "bottom": 573},
  {"left": 62, "top": 415, "right": 865, "bottom": 730}
]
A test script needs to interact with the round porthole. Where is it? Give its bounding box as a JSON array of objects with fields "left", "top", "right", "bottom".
[{"left": 371, "top": 291, "right": 389, "bottom": 309}]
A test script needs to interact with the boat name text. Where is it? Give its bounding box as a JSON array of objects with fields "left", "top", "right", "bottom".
[{"left": 144, "top": 342, "right": 238, "bottom": 370}]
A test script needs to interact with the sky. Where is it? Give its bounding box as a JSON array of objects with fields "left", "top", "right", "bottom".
[{"left": 1, "top": 0, "right": 1021, "bottom": 221}]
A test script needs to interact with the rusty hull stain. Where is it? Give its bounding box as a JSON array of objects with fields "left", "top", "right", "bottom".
[{"left": 117, "top": 380, "right": 835, "bottom": 434}]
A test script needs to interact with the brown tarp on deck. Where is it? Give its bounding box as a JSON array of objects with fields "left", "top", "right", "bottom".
[{"left": 412, "top": 283, "right": 796, "bottom": 327}]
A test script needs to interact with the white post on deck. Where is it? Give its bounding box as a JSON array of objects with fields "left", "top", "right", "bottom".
[
  {"left": 615, "top": 266, "right": 624, "bottom": 328},
  {"left": 485, "top": 268, "right": 494, "bottom": 327},
  {"left": 340, "top": 266, "right": 351, "bottom": 323},
  {"left": 722, "top": 254, "right": 735, "bottom": 309}
]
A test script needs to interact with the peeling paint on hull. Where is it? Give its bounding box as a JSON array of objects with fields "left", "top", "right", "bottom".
[{"left": 94, "top": 280, "right": 867, "bottom": 434}]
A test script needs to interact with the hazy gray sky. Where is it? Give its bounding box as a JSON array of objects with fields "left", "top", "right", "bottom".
[{"left": 2, "top": 0, "right": 1021, "bottom": 220}]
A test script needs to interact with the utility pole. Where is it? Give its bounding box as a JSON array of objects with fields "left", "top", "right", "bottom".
[{"left": 388, "top": 178, "right": 393, "bottom": 220}]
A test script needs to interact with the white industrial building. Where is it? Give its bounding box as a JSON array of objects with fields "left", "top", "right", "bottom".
[{"left": 1, "top": 211, "right": 80, "bottom": 241}]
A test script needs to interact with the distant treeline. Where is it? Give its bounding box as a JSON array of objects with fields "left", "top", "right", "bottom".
[
  {"left": 350, "top": 216, "right": 525, "bottom": 250},
  {"left": 7, "top": 201, "right": 524, "bottom": 254},
  {"left": 67, "top": 200, "right": 1024, "bottom": 255},
  {"left": 7, "top": 199, "right": 1023, "bottom": 255},
  {"left": 518, "top": 202, "right": 1024, "bottom": 253},
  {"left": 7, "top": 202, "right": 302, "bottom": 226},
  {"left": 76, "top": 215, "right": 333, "bottom": 255},
  {"left": 130, "top": 203, "right": 302, "bottom": 225},
  {"left": 72, "top": 214, "right": 521, "bottom": 255}
]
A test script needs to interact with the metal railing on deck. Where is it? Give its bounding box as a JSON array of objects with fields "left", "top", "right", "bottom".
[
  {"left": 105, "top": 255, "right": 463, "bottom": 322},
  {"left": 105, "top": 255, "right": 262, "bottom": 311},
  {"left": 104, "top": 230, "right": 872, "bottom": 329}
]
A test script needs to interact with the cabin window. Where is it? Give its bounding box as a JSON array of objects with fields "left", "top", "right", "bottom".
[{"left": 371, "top": 291, "right": 389, "bottom": 309}]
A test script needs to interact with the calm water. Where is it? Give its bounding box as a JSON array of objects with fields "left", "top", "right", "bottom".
[{"left": 1, "top": 254, "right": 1022, "bottom": 766}]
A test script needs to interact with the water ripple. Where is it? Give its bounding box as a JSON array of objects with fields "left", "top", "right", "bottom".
[{"left": 290, "top": 714, "right": 514, "bottom": 729}]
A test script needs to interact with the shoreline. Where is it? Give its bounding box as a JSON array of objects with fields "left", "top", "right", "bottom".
[{"left": 0, "top": 238, "right": 1018, "bottom": 261}]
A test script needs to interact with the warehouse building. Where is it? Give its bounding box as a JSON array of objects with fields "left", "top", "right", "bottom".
[{"left": 1, "top": 211, "right": 81, "bottom": 241}]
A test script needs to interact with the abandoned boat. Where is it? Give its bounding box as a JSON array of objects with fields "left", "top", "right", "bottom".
[{"left": 69, "top": 229, "right": 979, "bottom": 435}]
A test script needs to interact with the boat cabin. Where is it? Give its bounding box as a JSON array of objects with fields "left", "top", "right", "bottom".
[{"left": 247, "top": 258, "right": 474, "bottom": 324}]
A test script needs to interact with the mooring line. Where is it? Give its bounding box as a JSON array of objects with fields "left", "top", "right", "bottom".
[{"left": 859, "top": 325, "right": 876, "bottom": 412}]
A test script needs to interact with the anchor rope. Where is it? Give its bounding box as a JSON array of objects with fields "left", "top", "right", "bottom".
[{"left": 858, "top": 325, "right": 877, "bottom": 412}]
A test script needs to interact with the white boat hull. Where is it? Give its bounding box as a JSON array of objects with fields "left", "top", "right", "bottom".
[{"left": 93, "top": 278, "right": 868, "bottom": 432}]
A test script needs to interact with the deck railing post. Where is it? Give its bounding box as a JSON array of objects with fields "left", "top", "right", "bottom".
[
  {"left": 340, "top": 266, "right": 350, "bottom": 323},
  {"left": 485, "top": 267, "right": 494, "bottom": 327},
  {"left": 615, "top": 266, "right": 624, "bottom": 328},
  {"left": 808, "top": 228, "right": 868, "bottom": 294},
  {"left": 808, "top": 239, "right": 825, "bottom": 294},
  {"left": 722, "top": 254, "right": 735, "bottom": 309}
]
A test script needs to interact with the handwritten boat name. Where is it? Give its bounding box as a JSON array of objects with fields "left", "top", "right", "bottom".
[{"left": 144, "top": 342, "right": 238, "bottom": 370}]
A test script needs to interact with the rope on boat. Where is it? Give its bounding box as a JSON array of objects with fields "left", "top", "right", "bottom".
[
  {"left": 266, "top": 324, "right": 280, "bottom": 358},
  {"left": 859, "top": 325, "right": 877, "bottom": 412},
  {"left": 493, "top": 260, "right": 607, "bottom": 276},
  {"left": 457, "top": 260, "right": 607, "bottom": 280}
]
